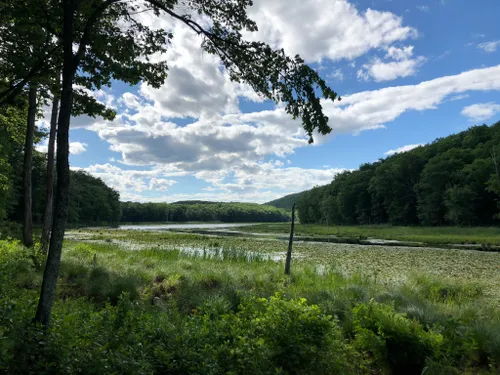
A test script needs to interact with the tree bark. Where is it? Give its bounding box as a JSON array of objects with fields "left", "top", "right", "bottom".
[
  {"left": 35, "top": 1, "right": 76, "bottom": 326},
  {"left": 284, "top": 203, "right": 295, "bottom": 275},
  {"left": 22, "top": 85, "right": 37, "bottom": 247},
  {"left": 40, "top": 96, "right": 59, "bottom": 253}
]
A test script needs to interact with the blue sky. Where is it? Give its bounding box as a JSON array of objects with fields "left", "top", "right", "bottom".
[{"left": 38, "top": 0, "right": 500, "bottom": 203}]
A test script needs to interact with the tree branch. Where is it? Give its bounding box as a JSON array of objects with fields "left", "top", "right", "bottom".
[
  {"left": 73, "top": 0, "right": 121, "bottom": 71},
  {"left": 0, "top": 43, "right": 61, "bottom": 106}
]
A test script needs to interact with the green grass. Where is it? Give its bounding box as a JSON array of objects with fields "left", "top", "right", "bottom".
[
  {"left": 1, "top": 231, "right": 500, "bottom": 374},
  {"left": 239, "top": 223, "right": 500, "bottom": 246},
  {"left": 70, "top": 228, "right": 500, "bottom": 303}
]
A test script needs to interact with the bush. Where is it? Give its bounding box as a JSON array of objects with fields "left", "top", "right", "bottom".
[
  {"left": 0, "top": 292, "right": 366, "bottom": 374},
  {"left": 353, "top": 300, "right": 443, "bottom": 375},
  {"left": 155, "top": 293, "right": 361, "bottom": 375},
  {"left": 0, "top": 222, "right": 22, "bottom": 240}
]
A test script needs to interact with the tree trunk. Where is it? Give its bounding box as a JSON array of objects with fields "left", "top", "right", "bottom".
[
  {"left": 22, "top": 85, "right": 37, "bottom": 247},
  {"left": 284, "top": 203, "right": 296, "bottom": 275},
  {"left": 40, "top": 97, "right": 59, "bottom": 253},
  {"left": 35, "top": 2, "right": 76, "bottom": 326}
]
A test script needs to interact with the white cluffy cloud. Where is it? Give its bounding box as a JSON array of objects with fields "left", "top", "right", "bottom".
[
  {"left": 72, "top": 163, "right": 178, "bottom": 197},
  {"left": 246, "top": 0, "right": 417, "bottom": 63},
  {"left": 385, "top": 143, "right": 424, "bottom": 156},
  {"left": 478, "top": 40, "right": 500, "bottom": 53},
  {"left": 69, "top": 142, "right": 88, "bottom": 155},
  {"left": 76, "top": 163, "right": 345, "bottom": 203},
  {"left": 357, "top": 45, "right": 426, "bottom": 82},
  {"left": 461, "top": 102, "right": 500, "bottom": 122},
  {"left": 324, "top": 64, "right": 500, "bottom": 134},
  {"left": 36, "top": 141, "right": 88, "bottom": 155}
]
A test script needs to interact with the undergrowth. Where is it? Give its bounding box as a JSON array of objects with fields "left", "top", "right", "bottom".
[{"left": 0, "top": 238, "right": 499, "bottom": 374}]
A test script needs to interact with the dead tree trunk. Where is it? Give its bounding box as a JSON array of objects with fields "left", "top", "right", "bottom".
[
  {"left": 284, "top": 203, "right": 296, "bottom": 275},
  {"left": 41, "top": 96, "right": 59, "bottom": 253},
  {"left": 22, "top": 85, "right": 37, "bottom": 247}
]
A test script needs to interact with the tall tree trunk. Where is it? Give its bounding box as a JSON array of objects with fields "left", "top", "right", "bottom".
[
  {"left": 22, "top": 85, "right": 37, "bottom": 247},
  {"left": 35, "top": 2, "right": 76, "bottom": 326},
  {"left": 284, "top": 203, "right": 296, "bottom": 275},
  {"left": 40, "top": 97, "right": 59, "bottom": 253}
]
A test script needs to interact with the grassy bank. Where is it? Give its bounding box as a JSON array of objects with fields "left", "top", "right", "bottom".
[
  {"left": 1, "top": 231, "right": 500, "bottom": 374},
  {"left": 239, "top": 223, "right": 500, "bottom": 246}
]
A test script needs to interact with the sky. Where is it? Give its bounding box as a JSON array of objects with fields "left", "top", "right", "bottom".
[{"left": 37, "top": 0, "right": 500, "bottom": 203}]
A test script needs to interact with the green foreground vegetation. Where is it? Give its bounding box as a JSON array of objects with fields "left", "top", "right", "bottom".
[
  {"left": 1, "top": 230, "right": 500, "bottom": 374},
  {"left": 240, "top": 223, "right": 500, "bottom": 246}
]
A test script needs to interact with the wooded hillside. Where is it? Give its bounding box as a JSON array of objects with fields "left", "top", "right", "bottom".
[
  {"left": 121, "top": 201, "right": 291, "bottom": 223},
  {"left": 297, "top": 122, "right": 500, "bottom": 226},
  {"left": 265, "top": 192, "right": 302, "bottom": 210}
]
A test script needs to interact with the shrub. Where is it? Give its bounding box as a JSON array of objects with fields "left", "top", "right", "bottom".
[
  {"left": 353, "top": 300, "right": 443, "bottom": 375},
  {"left": 158, "top": 294, "right": 361, "bottom": 375}
]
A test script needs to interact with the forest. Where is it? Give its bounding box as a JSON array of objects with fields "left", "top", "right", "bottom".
[
  {"left": 297, "top": 122, "right": 500, "bottom": 226},
  {"left": 121, "top": 201, "right": 290, "bottom": 223},
  {"left": 0, "top": 107, "right": 121, "bottom": 234},
  {"left": 265, "top": 192, "right": 301, "bottom": 210}
]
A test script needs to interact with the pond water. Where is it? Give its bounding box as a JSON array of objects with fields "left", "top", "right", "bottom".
[{"left": 118, "top": 223, "right": 257, "bottom": 231}]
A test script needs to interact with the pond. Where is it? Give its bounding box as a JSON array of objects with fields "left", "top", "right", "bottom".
[{"left": 118, "top": 223, "right": 257, "bottom": 231}]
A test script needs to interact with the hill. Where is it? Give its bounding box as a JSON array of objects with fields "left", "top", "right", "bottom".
[
  {"left": 121, "top": 201, "right": 291, "bottom": 223},
  {"left": 298, "top": 121, "right": 500, "bottom": 226},
  {"left": 265, "top": 192, "right": 303, "bottom": 210},
  {"left": 171, "top": 200, "right": 221, "bottom": 205}
]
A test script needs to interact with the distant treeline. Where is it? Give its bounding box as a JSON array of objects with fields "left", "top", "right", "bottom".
[
  {"left": 265, "top": 192, "right": 302, "bottom": 211},
  {"left": 1, "top": 150, "right": 122, "bottom": 229},
  {"left": 121, "top": 202, "right": 291, "bottom": 223},
  {"left": 298, "top": 122, "right": 500, "bottom": 226}
]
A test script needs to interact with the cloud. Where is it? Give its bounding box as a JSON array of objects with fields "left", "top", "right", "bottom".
[
  {"left": 120, "top": 92, "right": 142, "bottom": 109},
  {"left": 72, "top": 163, "right": 178, "bottom": 196},
  {"left": 323, "top": 64, "right": 500, "bottom": 134},
  {"left": 357, "top": 56, "right": 426, "bottom": 81},
  {"left": 76, "top": 162, "right": 345, "bottom": 203},
  {"left": 326, "top": 68, "right": 344, "bottom": 81},
  {"left": 478, "top": 40, "right": 500, "bottom": 53},
  {"left": 136, "top": 20, "right": 262, "bottom": 120},
  {"left": 385, "top": 143, "right": 423, "bottom": 156},
  {"left": 246, "top": 0, "right": 418, "bottom": 62},
  {"left": 69, "top": 142, "right": 88, "bottom": 155},
  {"left": 449, "top": 94, "right": 469, "bottom": 101},
  {"left": 36, "top": 141, "right": 88, "bottom": 155},
  {"left": 357, "top": 45, "right": 426, "bottom": 81},
  {"left": 461, "top": 102, "right": 500, "bottom": 122}
]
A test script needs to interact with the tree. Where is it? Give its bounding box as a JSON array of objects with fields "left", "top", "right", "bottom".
[
  {"left": 0, "top": 1, "right": 58, "bottom": 246},
  {"left": 41, "top": 96, "right": 59, "bottom": 253},
  {"left": 0, "top": 100, "right": 27, "bottom": 223},
  {"left": 22, "top": 86, "right": 37, "bottom": 247},
  {"left": 0, "top": 0, "right": 341, "bottom": 325}
]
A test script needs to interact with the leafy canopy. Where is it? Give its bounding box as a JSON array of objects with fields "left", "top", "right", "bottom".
[{"left": 1, "top": 0, "right": 340, "bottom": 142}]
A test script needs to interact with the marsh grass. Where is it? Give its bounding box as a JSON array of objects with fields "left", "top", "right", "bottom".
[{"left": 240, "top": 223, "right": 500, "bottom": 246}]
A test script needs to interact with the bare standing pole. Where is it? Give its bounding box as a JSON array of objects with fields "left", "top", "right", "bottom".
[{"left": 285, "top": 203, "right": 296, "bottom": 275}]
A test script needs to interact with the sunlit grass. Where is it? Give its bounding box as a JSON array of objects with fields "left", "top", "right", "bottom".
[
  {"left": 65, "top": 229, "right": 500, "bottom": 304},
  {"left": 239, "top": 223, "right": 500, "bottom": 246}
]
